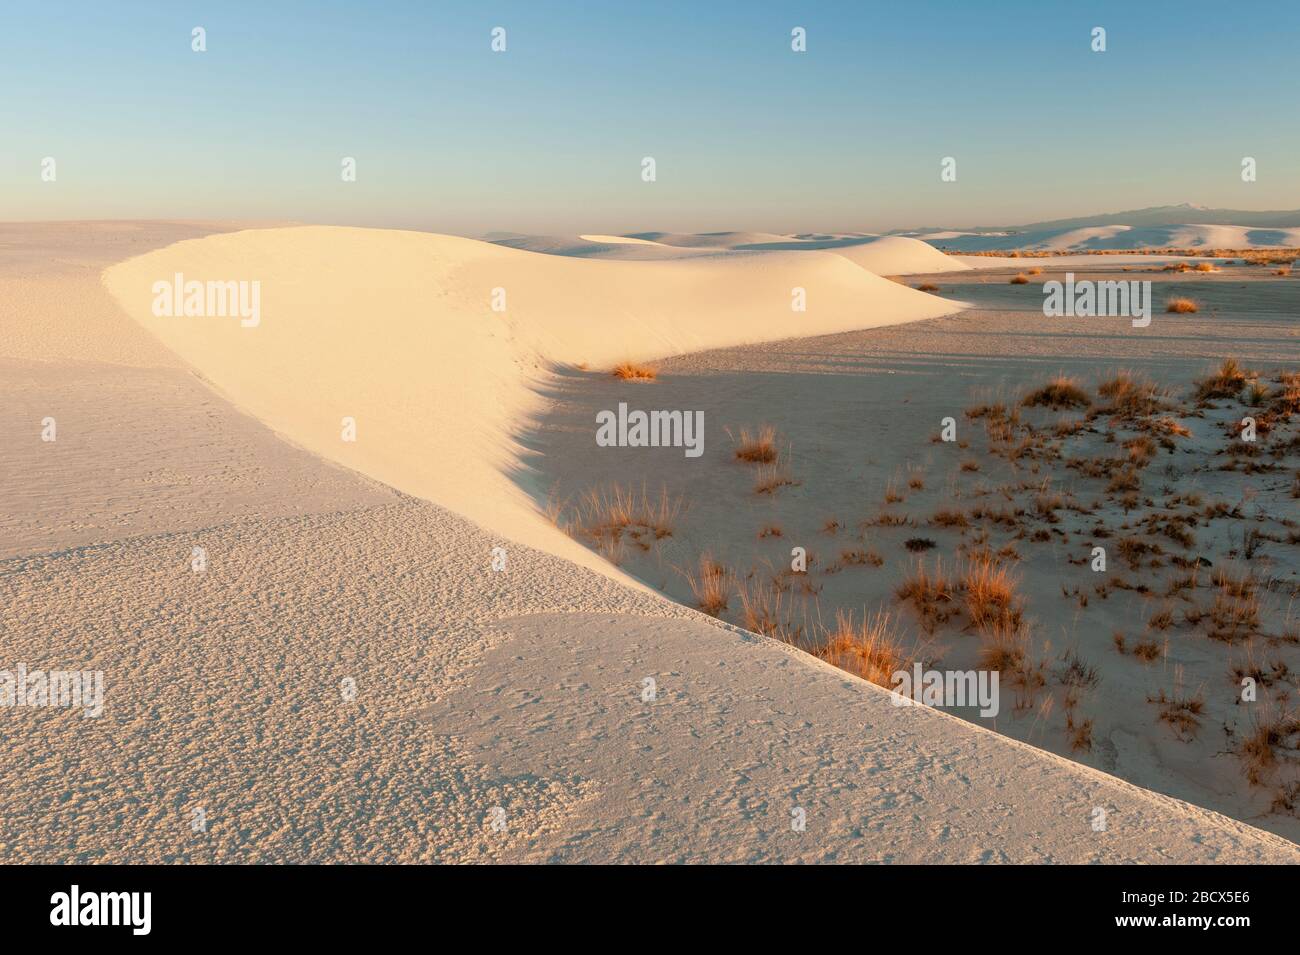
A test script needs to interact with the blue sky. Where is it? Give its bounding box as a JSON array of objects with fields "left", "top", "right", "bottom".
[{"left": 3, "top": 1, "right": 1298, "bottom": 234}]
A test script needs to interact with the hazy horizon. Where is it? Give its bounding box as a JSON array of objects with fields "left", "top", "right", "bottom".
[{"left": 4, "top": 1, "right": 1299, "bottom": 234}]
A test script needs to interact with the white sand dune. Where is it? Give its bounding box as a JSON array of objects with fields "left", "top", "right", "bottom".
[
  {"left": 924, "top": 222, "right": 1300, "bottom": 252},
  {"left": 626, "top": 230, "right": 794, "bottom": 248},
  {"left": 497, "top": 231, "right": 972, "bottom": 275},
  {"left": 2, "top": 221, "right": 1283, "bottom": 862},
  {"left": 103, "top": 226, "right": 961, "bottom": 581},
  {"left": 577, "top": 233, "right": 665, "bottom": 246},
  {"left": 820, "top": 235, "right": 973, "bottom": 275},
  {"left": 493, "top": 233, "right": 718, "bottom": 260}
]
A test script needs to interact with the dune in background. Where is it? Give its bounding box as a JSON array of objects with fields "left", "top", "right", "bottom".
[
  {"left": 497, "top": 231, "right": 973, "bottom": 275},
  {"left": 919, "top": 223, "right": 1300, "bottom": 252},
  {"left": 103, "top": 225, "right": 964, "bottom": 577}
]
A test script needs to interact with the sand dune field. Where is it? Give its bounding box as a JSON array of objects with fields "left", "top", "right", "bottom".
[{"left": 2, "top": 221, "right": 1297, "bottom": 862}]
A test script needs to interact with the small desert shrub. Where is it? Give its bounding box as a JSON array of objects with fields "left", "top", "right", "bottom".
[
  {"left": 915, "top": 282, "right": 940, "bottom": 292},
  {"left": 1194, "top": 262, "right": 1217, "bottom": 273},
  {"left": 1027, "top": 266, "right": 1043, "bottom": 275},
  {"left": 1022, "top": 374, "right": 1090, "bottom": 410},
  {"left": 1165, "top": 297, "right": 1198, "bottom": 314},
  {"left": 612, "top": 361, "right": 657, "bottom": 381},
  {"left": 959, "top": 459, "right": 981, "bottom": 472},
  {"left": 1010, "top": 273, "right": 1029, "bottom": 285},
  {"left": 904, "top": 537, "right": 936, "bottom": 552}
]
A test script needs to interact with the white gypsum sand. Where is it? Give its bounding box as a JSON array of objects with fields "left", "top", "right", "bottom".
[
  {"left": 1, "top": 221, "right": 1296, "bottom": 862},
  {"left": 529, "top": 264, "right": 1300, "bottom": 843}
]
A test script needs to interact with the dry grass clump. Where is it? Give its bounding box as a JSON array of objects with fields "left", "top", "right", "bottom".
[
  {"left": 1150, "top": 416, "right": 1191, "bottom": 438},
  {"left": 565, "top": 483, "right": 681, "bottom": 560},
  {"left": 1096, "top": 371, "right": 1163, "bottom": 416},
  {"left": 1195, "top": 358, "right": 1250, "bottom": 400},
  {"left": 1165, "top": 297, "right": 1199, "bottom": 314},
  {"left": 1116, "top": 535, "right": 1160, "bottom": 568},
  {"left": 1106, "top": 468, "right": 1141, "bottom": 493},
  {"left": 915, "top": 282, "right": 940, "bottom": 292},
  {"left": 734, "top": 573, "right": 805, "bottom": 641},
  {"left": 931, "top": 508, "right": 969, "bottom": 528},
  {"left": 884, "top": 478, "right": 905, "bottom": 504},
  {"left": 1123, "top": 435, "right": 1159, "bottom": 467},
  {"left": 959, "top": 458, "right": 981, "bottom": 472},
  {"left": 1205, "top": 592, "right": 1261, "bottom": 642},
  {"left": 1027, "top": 266, "right": 1044, "bottom": 275},
  {"left": 1022, "top": 374, "right": 1091, "bottom": 410},
  {"left": 612, "top": 361, "right": 657, "bottom": 381},
  {"left": 1133, "top": 639, "right": 1163, "bottom": 662},
  {"left": 1147, "top": 605, "right": 1175, "bottom": 631},
  {"left": 1009, "top": 273, "right": 1030, "bottom": 284},
  {"left": 964, "top": 400, "right": 1008, "bottom": 420},
  {"left": 1149, "top": 667, "right": 1205, "bottom": 739},
  {"left": 978, "top": 621, "right": 1046, "bottom": 707},
  {"left": 682, "top": 553, "right": 733, "bottom": 617},
  {"left": 813, "top": 609, "right": 915, "bottom": 688},
  {"left": 1194, "top": 261, "right": 1217, "bottom": 273},
  {"left": 732, "top": 425, "right": 778, "bottom": 463},
  {"left": 754, "top": 455, "right": 798, "bottom": 494},
  {"left": 896, "top": 558, "right": 959, "bottom": 633},
  {"left": 1235, "top": 702, "right": 1300, "bottom": 788},
  {"left": 839, "top": 547, "right": 884, "bottom": 568},
  {"left": 904, "top": 537, "right": 936, "bottom": 552},
  {"left": 977, "top": 621, "right": 1027, "bottom": 674},
  {"left": 961, "top": 558, "right": 1024, "bottom": 632}
]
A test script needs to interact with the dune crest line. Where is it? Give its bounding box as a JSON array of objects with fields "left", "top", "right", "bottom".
[{"left": 103, "top": 225, "right": 962, "bottom": 574}]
